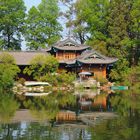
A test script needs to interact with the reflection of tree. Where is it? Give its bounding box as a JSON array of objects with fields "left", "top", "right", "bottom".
[
  {"left": 0, "top": 93, "right": 19, "bottom": 123},
  {"left": 24, "top": 96, "right": 59, "bottom": 121},
  {"left": 88, "top": 114, "right": 140, "bottom": 140},
  {"left": 0, "top": 123, "right": 22, "bottom": 140},
  {"left": 86, "top": 90, "right": 140, "bottom": 140},
  {"left": 111, "top": 90, "right": 140, "bottom": 117},
  {"left": 0, "top": 93, "right": 20, "bottom": 139},
  {"left": 56, "top": 91, "right": 76, "bottom": 108},
  {"left": 23, "top": 92, "right": 76, "bottom": 121}
]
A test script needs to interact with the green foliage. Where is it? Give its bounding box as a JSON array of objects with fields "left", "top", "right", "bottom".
[
  {"left": 23, "top": 91, "right": 76, "bottom": 121},
  {"left": 69, "top": 0, "right": 139, "bottom": 67},
  {"left": 56, "top": 71, "right": 76, "bottom": 86},
  {"left": 0, "top": 93, "right": 19, "bottom": 123},
  {"left": 109, "top": 58, "right": 129, "bottom": 82},
  {"left": 0, "top": 0, "right": 26, "bottom": 50},
  {"left": 41, "top": 71, "right": 76, "bottom": 86},
  {"left": 96, "top": 76, "right": 108, "bottom": 86},
  {"left": 41, "top": 73, "right": 58, "bottom": 86},
  {"left": 75, "top": 0, "right": 109, "bottom": 51},
  {"left": 0, "top": 53, "right": 20, "bottom": 91},
  {"left": 128, "top": 0, "right": 140, "bottom": 65},
  {"left": 24, "top": 54, "right": 59, "bottom": 80},
  {"left": 124, "top": 65, "right": 140, "bottom": 87},
  {"left": 62, "top": 0, "right": 88, "bottom": 44},
  {"left": 18, "top": 77, "right": 26, "bottom": 85},
  {"left": 24, "top": 96, "right": 59, "bottom": 121},
  {"left": 25, "top": 0, "right": 62, "bottom": 50},
  {"left": 107, "top": 0, "right": 130, "bottom": 57}
]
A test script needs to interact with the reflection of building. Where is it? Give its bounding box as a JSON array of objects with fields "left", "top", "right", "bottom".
[
  {"left": 0, "top": 38, "right": 117, "bottom": 79},
  {"left": 76, "top": 90, "right": 109, "bottom": 111},
  {"left": 93, "top": 94, "right": 107, "bottom": 109},
  {"left": 56, "top": 111, "right": 76, "bottom": 122}
]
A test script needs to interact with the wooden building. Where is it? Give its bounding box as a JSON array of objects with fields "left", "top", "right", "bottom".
[
  {"left": 0, "top": 38, "right": 117, "bottom": 79},
  {"left": 47, "top": 38, "right": 117, "bottom": 78}
]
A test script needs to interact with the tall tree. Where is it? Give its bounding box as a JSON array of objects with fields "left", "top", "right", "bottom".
[
  {"left": 127, "top": 0, "right": 140, "bottom": 65},
  {"left": 61, "top": 0, "right": 88, "bottom": 44},
  {"left": 25, "top": 0, "right": 62, "bottom": 50},
  {"left": 107, "top": 0, "right": 140, "bottom": 63},
  {"left": 69, "top": 0, "right": 110, "bottom": 54},
  {"left": 107, "top": 0, "right": 131, "bottom": 58},
  {"left": 0, "top": 0, "right": 26, "bottom": 50}
]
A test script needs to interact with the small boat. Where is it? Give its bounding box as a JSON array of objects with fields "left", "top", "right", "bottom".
[
  {"left": 110, "top": 86, "right": 128, "bottom": 90},
  {"left": 25, "top": 81, "right": 50, "bottom": 86},
  {"left": 24, "top": 92, "right": 51, "bottom": 96}
]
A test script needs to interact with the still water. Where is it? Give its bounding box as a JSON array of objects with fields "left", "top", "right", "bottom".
[{"left": 0, "top": 89, "right": 140, "bottom": 140}]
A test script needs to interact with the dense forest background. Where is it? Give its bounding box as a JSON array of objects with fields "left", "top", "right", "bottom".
[{"left": 0, "top": 0, "right": 140, "bottom": 84}]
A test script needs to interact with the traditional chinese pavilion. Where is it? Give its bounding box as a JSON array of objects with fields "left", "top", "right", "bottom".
[
  {"left": 47, "top": 38, "right": 117, "bottom": 78},
  {"left": 0, "top": 38, "right": 117, "bottom": 79}
]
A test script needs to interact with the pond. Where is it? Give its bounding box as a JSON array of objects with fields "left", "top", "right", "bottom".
[{"left": 0, "top": 89, "right": 140, "bottom": 140}]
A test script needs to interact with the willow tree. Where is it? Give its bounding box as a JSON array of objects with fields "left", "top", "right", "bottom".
[{"left": 25, "top": 0, "right": 62, "bottom": 50}]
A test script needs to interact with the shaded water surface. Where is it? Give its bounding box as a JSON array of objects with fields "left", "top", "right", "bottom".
[{"left": 0, "top": 89, "right": 140, "bottom": 140}]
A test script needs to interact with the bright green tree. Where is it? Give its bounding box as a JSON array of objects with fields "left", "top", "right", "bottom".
[
  {"left": 127, "top": 0, "right": 140, "bottom": 66},
  {"left": 107, "top": 0, "right": 131, "bottom": 58},
  {"left": 69, "top": 0, "right": 110, "bottom": 54},
  {"left": 0, "top": 0, "right": 26, "bottom": 50},
  {"left": 0, "top": 53, "right": 20, "bottom": 91},
  {"left": 109, "top": 59, "right": 129, "bottom": 82},
  {"left": 108, "top": 0, "right": 140, "bottom": 82},
  {"left": 24, "top": 54, "right": 59, "bottom": 80},
  {"left": 25, "top": 0, "right": 62, "bottom": 50}
]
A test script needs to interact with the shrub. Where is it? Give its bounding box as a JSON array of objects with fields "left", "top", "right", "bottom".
[{"left": 0, "top": 53, "right": 20, "bottom": 91}]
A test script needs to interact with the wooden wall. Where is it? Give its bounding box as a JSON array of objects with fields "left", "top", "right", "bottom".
[
  {"left": 55, "top": 51, "right": 107, "bottom": 78},
  {"left": 81, "top": 65, "right": 107, "bottom": 78},
  {"left": 56, "top": 51, "right": 80, "bottom": 60}
]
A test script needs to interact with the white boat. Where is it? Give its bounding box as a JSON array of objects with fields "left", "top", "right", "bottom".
[
  {"left": 24, "top": 92, "right": 51, "bottom": 96},
  {"left": 24, "top": 81, "right": 50, "bottom": 86}
]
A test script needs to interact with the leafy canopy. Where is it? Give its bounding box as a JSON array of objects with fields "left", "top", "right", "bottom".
[
  {"left": 0, "top": 53, "right": 20, "bottom": 91},
  {"left": 24, "top": 0, "right": 62, "bottom": 50},
  {"left": 24, "top": 54, "right": 59, "bottom": 80},
  {"left": 0, "top": 0, "right": 26, "bottom": 50}
]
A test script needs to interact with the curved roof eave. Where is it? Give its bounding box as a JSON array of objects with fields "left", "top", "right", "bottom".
[{"left": 52, "top": 46, "right": 89, "bottom": 51}]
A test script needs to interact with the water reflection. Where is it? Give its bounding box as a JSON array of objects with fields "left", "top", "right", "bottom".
[
  {"left": 0, "top": 89, "right": 140, "bottom": 140},
  {"left": 22, "top": 91, "right": 76, "bottom": 122},
  {"left": 0, "top": 93, "right": 19, "bottom": 123}
]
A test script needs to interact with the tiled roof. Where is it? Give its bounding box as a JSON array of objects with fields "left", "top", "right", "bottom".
[
  {"left": 77, "top": 50, "right": 118, "bottom": 64},
  {"left": 0, "top": 51, "right": 48, "bottom": 65},
  {"left": 52, "top": 38, "right": 90, "bottom": 51},
  {"left": 77, "top": 58, "right": 118, "bottom": 64}
]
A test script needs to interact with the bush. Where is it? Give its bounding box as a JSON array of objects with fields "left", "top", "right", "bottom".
[
  {"left": 24, "top": 54, "right": 59, "bottom": 80},
  {"left": 18, "top": 78, "right": 26, "bottom": 85},
  {"left": 40, "top": 71, "right": 76, "bottom": 87},
  {"left": 0, "top": 53, "right": 20, "bottom": 91},
  {"left": 96, "top": 76, "right": 108, "bottom": 85}
]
